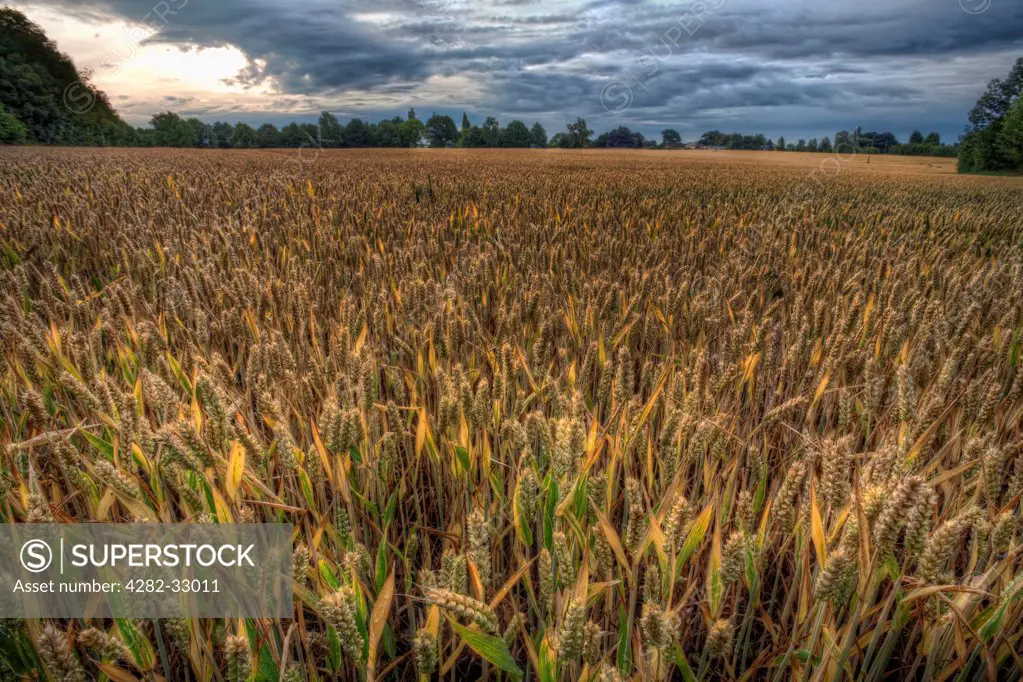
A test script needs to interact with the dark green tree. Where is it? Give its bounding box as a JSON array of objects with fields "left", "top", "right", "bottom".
[
  {"left": 345, "top": 118, "right": 374, "bottom": 146},
  {"left": 212, "top": 121, "right": 234, "bottom": 148},
  {"left": 375, "top": 119, "right": 402, "bottom": 147},
  {"left": 150, "top": 112, "right": 194, "bottom": 146},
  {"left": 661, "top": 129, "right": 682, "bottom": 148},
  {"left": 458, "top": 126, "right": 485, "bottom": 147},
  {"left": 959, "top": 58, "right": 1023, "bottom": 173},
  {"left": 997, "top": 98, "right": 1023, "bottom": 167},
  {"left": 318, "top": 112, "right": 344, "bottom": 147},
  {"left": 834, "top": 131, "right": 855, "bottom": 153},
  {"left": 565, "top": 117, "right": 593, "bottom": 148},
  {"left": 0, "top": 101, "right": 28, "bottom": 144},
  {"left": 425, "top": 113, "right": 458, "bottom": 147},
  {"left": 284, "top": 122, "right": 309, "bottom": 147},
  {"left": 229, "top": 122, "right": 257, "bottom": 148},
  {"left": 482, "top": 117, "right": 501, "bottom": 147},
  {"left": 530, "top": 122, "right": 547, "bottom": 147},
  {"left": 595, "top": 125, "right": 644, "bottom": 148},
  {"left": 185, "top": 118, "right": 216, "bottom": 147},
  {"left": 257, "top": 123, "right": 280, "bottom": 148},
  {"left": 300, "top": 123, "right": 321, "bottom": 147},
  {"left": 399, "top": 117, "right": 424, "bottom": 147},
  {"left": 500, "top": 119, "right": 533, "bottom": 147},
  {"left": 0, "top": 8, "right": 131, "bottom": 145},
  {"left": 968, "top": 58, "right": 1023, "bottom": 131},
  {"left": 871, "top": 132, "right": 898, "bottom": 152},
  {"left": 699, "top": 131, "right": 728, "bottom": 147}
]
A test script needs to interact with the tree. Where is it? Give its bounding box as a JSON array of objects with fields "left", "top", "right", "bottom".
[
  {"left": 458, "top": 126, "right": 484, "bottom": 148},
  {"left": 777, "top": 136, "right": 786, "bottom": 151},
  {"left": 399, "top": 117, "right": 424, "bottom": 147},
  {"left": 550, "top": 132, "right": 569, "bottom": 148},
  {"left": 425, "top": 113, "right": 458, "bottom": 147},
  {"left": 185, "top": 118, "right": 216, "bottom": 147},
  {"left": 0, "top": 8, "right": 132, "bottom": 145},
  {"left": 819, "top": 136, "right": 832, "bottom": 153},
  {"left": 565, "top": 117, "right": 593, "bottom": 148},
  {"left": 696, "top": 130, "right": 771, "bottom": 150},
  {"left": 501, "top": 119, "right": 533, "bottom": 147},
  {"left": 924, "top": 132, "right": 941, "bottom": 145},
  {"left": 345, "top": 118, "right": 374, "bottom": 146},
  {"left": 967, "top": 58, "right": 1023, "bottom": 132},
  {"left": 891, "top": 140, "right": 958, "bottom": 158},
  {"left": 482, "top": 117, "right": 501, "bottom": 147},
  {"left": 212, "top": 122, "right": 234, "bottom": 148},
  {"left": 375, "top": 119, "right": 402, "bottom": 147},
  {"left": 229, "top": 122, "right": 257, "bottom": 148},
  {"left": 807, "top": 137, "right": 818, "bottom": 152},
  {"left": 278, "top": 123, "right": 304, "bottom": 147},
  {"left": 530, "top": 122, "right": 547, "bottom": 148},
  {"left": 795, "top": 139, "right": 807, "bottom": 152},
  {"left": 868, "top": 132, "right": 898, "bottom": 152},
  {"left": 661, "top": 128, "right": 681, "bottom": 148},
  {"left": 0, "top": 101, "right": 28, "bottom": 143},
  {"left": 319, "top": 112, "right": 344, "bottom": 148},
  {"left": 997, "top": 98, "right": 1023, "bottom": 167},
  {"left": 699, "top": 131, "right": 729, "bottom": 147},
  {"left": 300, "top": 123, "right": 320, "bottom": 147},
  {"left": 959, "top": 58, "right": 1023, "bottom": 172},
  {"left": 257, "top": 123, "right": 280, "bottom": 148},
  {"left": 909, "top": 130, "right": 924, "bottom": 144},
  {"left": 958, "top": 126, "right": 1000, "bottom": 172},
  {"left": 457, "top": 114, "right": 473, "bottom": 146},
  {"left": 595, "top": 125, "right": 644, "bottom": 148},
  {"left": 150, "top": 112, "right": 194, "bottom": 146}
]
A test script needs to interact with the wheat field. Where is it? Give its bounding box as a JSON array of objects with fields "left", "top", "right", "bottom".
[{"left": 1, "top": 147, "right": 1022, "bottom": 681}]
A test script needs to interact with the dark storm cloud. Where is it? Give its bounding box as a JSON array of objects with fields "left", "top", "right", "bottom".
[
  {"left": 21, "top": 0, "right": 1023, "bottom": 139},
  {"left": 693, "top": 4, "right": 1023, "bottom": 61}
]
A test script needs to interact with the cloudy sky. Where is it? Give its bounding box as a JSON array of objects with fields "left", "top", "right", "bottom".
[{"left": 12, "top": 0, "right": 1023, "bottom": 141}]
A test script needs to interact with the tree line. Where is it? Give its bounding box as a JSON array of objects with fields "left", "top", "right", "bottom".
[
  {"left": 958, "top": 58, "right": 1023, "bottom": 174},
  {"left": 0, "top": 8, "right": 134, "bottom": 146},
  {"left": 139, "top": 110, "right": 556, "bottom": 149},
  {"left": 105, "top": 116, "right": 960, "bottom": 156},
  {"left": 119, "top": 112, "right": 604, "bottom": 150},
  {"left": 695, "top": 129, "right": 957, "bottom": 157}
]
